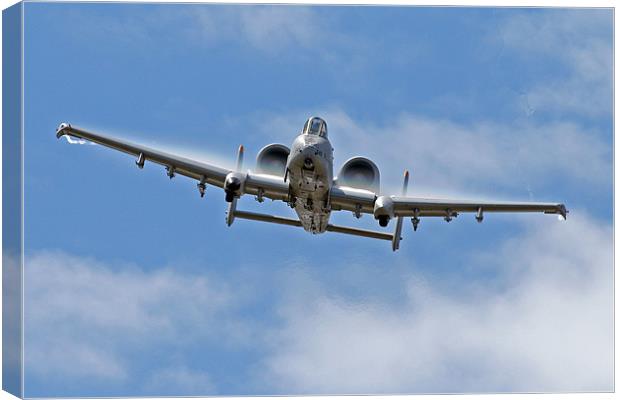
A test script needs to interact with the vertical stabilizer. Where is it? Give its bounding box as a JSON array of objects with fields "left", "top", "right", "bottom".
[{"left": 392, "top": 170, "right": 409, "bottom": 251}]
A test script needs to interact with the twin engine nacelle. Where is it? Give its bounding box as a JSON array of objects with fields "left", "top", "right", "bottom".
[
  {"left": 336, "top": 157, "right": 380, "bottom": 194},
  {"left": 256, "top": 144, "right": 290, "bottom": 177}
]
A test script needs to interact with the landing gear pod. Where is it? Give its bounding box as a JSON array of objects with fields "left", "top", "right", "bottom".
[
  {"left": 224, "top": 172, "right": 245, "bottom": 203},
  {"left": 374, "top": 195, "right": 394, "bottom": 228}
]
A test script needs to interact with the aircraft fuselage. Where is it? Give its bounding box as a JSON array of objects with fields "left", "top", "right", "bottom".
[{"left": 286, "top": 131, "right": 334, "bottom": 234}]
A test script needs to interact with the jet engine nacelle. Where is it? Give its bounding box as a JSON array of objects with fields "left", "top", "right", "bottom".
[
  {"left": 256, "top": 144, "right": 290, "bottom": 176},
  {"left": 336, "top": 157, "right": 380, "bottom": 193}
]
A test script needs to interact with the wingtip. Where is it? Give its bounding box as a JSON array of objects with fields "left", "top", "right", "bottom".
[
  {"left": 546, "top": 204, "right": 568, "bottom": 220},
  {"left": 56, "top": 122, "right": 71, "bottom": 138}
]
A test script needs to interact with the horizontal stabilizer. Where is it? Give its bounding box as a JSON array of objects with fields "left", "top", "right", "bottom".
[
  {"left": 232, "top": 209, "right": 393, "bottom": 242},
  {"left": 325, "top": 224, "right": 393, "bottom": 241},
  {"left": 233, "top": 210, "right": 302, "bottom": 228}
]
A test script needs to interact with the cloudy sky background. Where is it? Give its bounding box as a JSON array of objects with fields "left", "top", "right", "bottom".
[{"left": 21, "top": 4, "right": 612, "bottom": 397}]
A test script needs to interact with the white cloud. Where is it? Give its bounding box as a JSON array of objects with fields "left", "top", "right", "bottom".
[
  {"left": 22, "top": 210, "right": 612, "bottom": 394},
  {"left": 261, "top": 212, "right": 613, "bottom": 393},
  {"left": 254, "top": 109, "right": 611, "bottom": 196},
  {"left": 54, "top": 4, "right": 375, "bottom": 74},
  {"left": 3, "top": 253, "right": 23, "bottom": 389},
  {"left": 23, "top": 251, "right": 246, "bottom": 390},
  {"left": 52, "top": 5, "right": 327, "bottom": 54},
  {"left": 189, "top": 6, "right": 325, "bottom": 54},
  {"left": 498, "top": 10, "right": 612, "bottom": 118},
  {"left": 236, "top": 7, "right": 325, "bottom": 53},
  {"left": 187, "top": 5, "right": 371, "bottom": 70},
  {"left": 27, "top": 342, "right": 127, "bottom": 381},
  {"left": 143, "top": 366, "right": 216, "bottom": 395}
]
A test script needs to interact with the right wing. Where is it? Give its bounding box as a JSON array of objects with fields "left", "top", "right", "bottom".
[
  {"left": 55, "top": 123, "right": 290, "bottom": 202},
  {"left": 388, "top": 197, "right": 567, "bottom": 219},
  {"left": 330, "top": 182, "right": 566, "bottom": 252},
  {"left": 330, "top": 185, "right": 567, "bottom": 221}
]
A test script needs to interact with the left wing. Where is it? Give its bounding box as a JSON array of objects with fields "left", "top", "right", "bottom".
[{"left": 55, "top": 123, "right": 290, "bottom": 202}]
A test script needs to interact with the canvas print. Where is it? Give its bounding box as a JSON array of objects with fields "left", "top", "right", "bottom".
[{"left": 2, "top": 2, "right": 613, "bottom": 397}]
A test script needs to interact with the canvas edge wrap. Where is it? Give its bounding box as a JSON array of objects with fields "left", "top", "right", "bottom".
[{"left": 3, "top": 2, "right": 24, "bottom": 398}]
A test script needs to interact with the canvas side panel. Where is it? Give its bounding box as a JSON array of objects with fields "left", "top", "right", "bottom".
[{"left": 3, "top": 2, "right": 23, "bottom": 398}]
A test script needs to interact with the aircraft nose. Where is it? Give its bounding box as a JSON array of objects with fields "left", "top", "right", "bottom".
[{"left": 292, "top": 144, "right": 314, "bottom": 160}]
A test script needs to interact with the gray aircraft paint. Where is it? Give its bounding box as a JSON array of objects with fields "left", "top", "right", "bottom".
[
  {"left": 55, "top": 117, "right": 567, "bottom": 251},
  {"left": 286, "top": 117, "right": 334, "bottom": 234}
]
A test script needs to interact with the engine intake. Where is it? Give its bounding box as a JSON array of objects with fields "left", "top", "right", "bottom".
[
  {"left": 256, "top": 144, "right": 290, "bottom": 176},
  {"left": 336, "top": 157, "right": 380, "bottom": 193}
]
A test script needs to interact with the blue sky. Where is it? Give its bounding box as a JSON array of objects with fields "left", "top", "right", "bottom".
[{"left": 20, "top": 3, "right": 612, "bottom": 397}]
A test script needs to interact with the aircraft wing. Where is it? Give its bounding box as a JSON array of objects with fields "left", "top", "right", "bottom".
[
  {"left": 331, "top": 182, "right": 566, "bottom": 251},
  {"left": 388, "top": 197, "right": 567, "bottom": 218},
  {"left": 55, "top": 123, "right": 290, "bottom": 202},
  {"left": 330, "top": 186, "right": 567, "bottom": 221}
]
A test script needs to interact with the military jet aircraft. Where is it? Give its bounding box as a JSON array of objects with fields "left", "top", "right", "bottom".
[{"left": 56, "top": 117, "right": 567, "bottom": 251}]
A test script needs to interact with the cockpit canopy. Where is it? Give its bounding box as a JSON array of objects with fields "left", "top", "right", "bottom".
[{"left": 303, "top": 117, "right": 328, "bottom": 138}]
